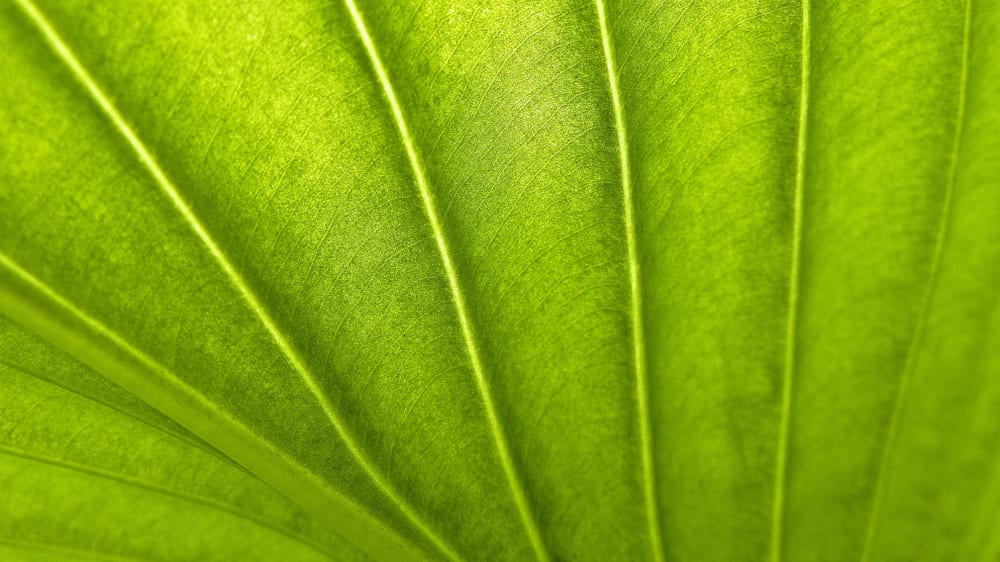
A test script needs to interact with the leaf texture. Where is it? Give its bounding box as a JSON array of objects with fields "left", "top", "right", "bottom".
[{"left": 0, "top": 0, "right": 998, "bottom": 561}]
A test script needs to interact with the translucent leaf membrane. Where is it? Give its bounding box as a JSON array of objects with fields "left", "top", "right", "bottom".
[{"left": 0, "top": 1, "right": 998, "bottom": 561}]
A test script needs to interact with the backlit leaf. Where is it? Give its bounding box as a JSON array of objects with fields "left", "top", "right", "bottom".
[{"left": 1, "top": 0, "right": 998, "bottom": 560}]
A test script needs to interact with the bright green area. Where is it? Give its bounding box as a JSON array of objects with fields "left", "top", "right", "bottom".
[
  {"left": 0, "top": 356, "right": 368, "bottom": 562},
  {"left": 0, "top": 0, "right": 997, "bottom": 561}
]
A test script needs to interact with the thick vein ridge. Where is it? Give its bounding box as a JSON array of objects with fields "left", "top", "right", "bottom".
[
  {"left": 771, "top": 2, "right": 810, "bottom": 560},
  {"left": 341, "top": 2, "right": 550, "bottom": 560},
  {"left": 0, "top": 250, "right": 425, "bottom": 562},
  {"left": 0, "top": 355, "right": 229, "bottom": 466},
  {"left": 858, "top": 2, "right": 972, "bottom": 559},
  {"left": 593, "top": 2, "right": 664, "bottom": 560},
  {"left": 0, "top": 444, "right": 336, "bottom": 560},
  {"left": 11, "top": 1, "right": 453, "bottom": 560}
]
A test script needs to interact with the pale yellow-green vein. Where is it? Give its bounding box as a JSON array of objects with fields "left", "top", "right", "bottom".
[
  {"left": 0, "top": 249, "right": 425, "bottom": 562},
  {"left": 341, "top": 1, "right": 549, "bottom": 560},
  {"left": 0, "top": 442, "right": 337, "bottom": 561},
  {"left": 11, "top": 1, "right": 451, "bottom": 559},
  {"left": 771, "top": 1, "right": 810, "bottom": 560},
  {"left": 593, "top": 2, "right": 664, "bottom": 560}
]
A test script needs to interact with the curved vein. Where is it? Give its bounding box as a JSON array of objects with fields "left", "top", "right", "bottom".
[
  {"left": 593, "top": 2, "right": 664, "bottom": 561},
  {"left": 0, "top": 355, "right": 231, "bottom": 467},
  {"left": 0, "top": 250, "right": 425, "bottom": 562},
  {"left": 0, "top": 444, "right": 337, "bottom": 560},
  {"left": 10, "top": 1, "right": 454, "bottom": 559},
  {"left": 341, "top": 1, "right": 550, "bottom": 560},
  {"left": 0, "top": 537, "right": 146, "bottom": 562},
  {"left": 858, "top": 2, "right": 972, "bottom": 559},
  {"left": 771, "top": 2, "right": 810, "bottom": 560}
]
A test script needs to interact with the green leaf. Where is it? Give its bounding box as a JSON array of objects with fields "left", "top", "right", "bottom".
[
  {"left": 0, "top": 345, "right": 368, "bottom": 562},
  {"left": 0, "top": 0, "right": 998, "bottom": 561}
]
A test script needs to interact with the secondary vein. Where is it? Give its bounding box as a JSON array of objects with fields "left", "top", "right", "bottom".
[
  {"left": 593, "top": 2, "right": 664, "bottom": 561},
  {"left": 0, "top": 444, "right": 337, "bottom": 560},
  {"left": 0, "top": 250, "right": 422, "bottom": 562},
  {"left": 341, "top": 2, "right": 551, "bottom": 560},
  {"left": 0, "top": 537, "right": 146, "bottom": 562},
  {"left": 771, "top": 1, "right": 810, "bottom": 560},
  {"left": 858, "top": 1, "right": 972, "bottom": 559},
  {"left": 11, "top": 1, "right": 446, "bottom": 559},
  {"left": 0, "top": 355, "right": 229, "bottom": 467}
]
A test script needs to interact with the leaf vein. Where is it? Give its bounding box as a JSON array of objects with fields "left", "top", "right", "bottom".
[
  {"left": 858, "top": 1, "right": 972, "bottom": 559},
  {"left": 0, "top": 444, "right": 338, "bottom": 561},
  {"left": 593, "top": 3, "right": 664, "bottom": 561},
  {"left": 11, "top": 2, "right": 439, "bottom": 559},
  {"left": 770, "top": 1, "right": 810, "bottom": 560},
  {"left": 341, "top": 2, "right": 550, "bottom": 561},
  {"left": 0, "top": 242, "right": 421, "bottom": 562}
]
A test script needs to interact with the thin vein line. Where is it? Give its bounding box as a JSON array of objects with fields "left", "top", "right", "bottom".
[
  {"left": 0, "top": 251, "right": 423, "bottom": 561},
  {"left": 0, "top": 355, "right": 230, "bottom": 467},
  {"left": 0, "top": 537, "right": 146, "bottom": 562},
  {"left": 10, "top": 2, "right": 446, "bottom": 559},
  {"left": 858, "top": 1, "right": 972, "bottom": 559},
  {"left": 341, "top": 2, "right": 549, "bottom": 560},
  {"left": 0, "top": 445, "right": 337, "bottom": 560},
  {"left": 771, "top": 2, "right": 810, "bottom": 560},
  {"left": 594, "top": 2, "right": 664, "bottom": 561}
]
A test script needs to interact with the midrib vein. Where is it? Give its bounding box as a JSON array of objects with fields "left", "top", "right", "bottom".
[
  {"left": 858, "top": 1, "right": 972, "bottom": 559},
  {"left": 0, "top": 250, "right": 422, "bottom": 562},
  {"left": 12, "top": 1, "right": 442, "bottom": 560},
  {"left": 593, "top": 2, "right": 664, "bottom": 561},
  {"left": 342, "top": 2, "right": 550, "bottom": 561},
  {"left": 0, "top": 444, "right": 337, "bottom": 560},
  {"left": 0, "top": 355, "right": 229, "bottom": 467},
  {"left": 771, "top": 1, "right": 810, "bottom": 560}
]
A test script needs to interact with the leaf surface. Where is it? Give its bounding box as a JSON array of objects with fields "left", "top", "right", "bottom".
[
  {"left": 0, "top": 0, "right": 998, "bottom": 561},
  {"left": 0, "top": 357, "right": 367, "bottom": 562}
]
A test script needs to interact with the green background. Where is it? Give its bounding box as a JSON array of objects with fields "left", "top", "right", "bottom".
[{"left": 0, "top": 0, "right": 997, "bottom": 560}]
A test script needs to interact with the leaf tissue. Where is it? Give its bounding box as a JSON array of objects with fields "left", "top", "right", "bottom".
[{"left": 0, "top": 0, "right": 997, "bottom": 560}]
